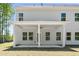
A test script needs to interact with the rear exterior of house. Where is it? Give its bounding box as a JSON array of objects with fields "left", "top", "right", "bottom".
[{"left": 13, "top": 3, "right": 79, "bottom": 48}]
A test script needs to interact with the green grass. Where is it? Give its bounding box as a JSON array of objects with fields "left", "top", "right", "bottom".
[{"left": 0, "top": 42, "right": 12, "bottom": 48}]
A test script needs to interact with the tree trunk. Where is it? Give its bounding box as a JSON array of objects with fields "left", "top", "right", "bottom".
[{"left": 2, "top": 13, "right": 4, "bottom": 42}]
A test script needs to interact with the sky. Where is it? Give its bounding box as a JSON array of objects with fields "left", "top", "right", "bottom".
[{"left": 1, "top": 0, "right": 79, "bottom": 3}]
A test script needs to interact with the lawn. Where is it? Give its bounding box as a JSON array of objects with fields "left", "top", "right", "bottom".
[
  {"left": 0, "top": 42, "right": 12, "bottom": 47},
  {"left": 0, "top": 42, "right": 79, "bottom": 56}
]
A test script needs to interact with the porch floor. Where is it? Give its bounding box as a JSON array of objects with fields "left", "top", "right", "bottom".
[{"left": 14, "top": 44, "right": 62, "bottom": 48}]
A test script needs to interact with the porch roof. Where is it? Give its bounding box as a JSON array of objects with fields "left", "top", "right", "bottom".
[{"left": 13, "top": 21, "right": 67, "bottom": 25}]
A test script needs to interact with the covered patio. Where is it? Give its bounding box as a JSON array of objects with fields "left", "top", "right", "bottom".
[{"left": 13, "top": 21, "right": 66, "bottom": 48}]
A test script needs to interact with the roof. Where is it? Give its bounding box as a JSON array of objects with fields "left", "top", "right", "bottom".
[{"left": 15, "top": 3, "right": 79, "bottom": 11}]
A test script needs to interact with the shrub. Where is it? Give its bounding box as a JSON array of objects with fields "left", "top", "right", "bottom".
[
  {"left": 0, "top": 35, "right": 13, "bottom": 42},
  {"left": 4, "top": 35, "right": 13, "bottom": 42},
  {"left": 0, "top": 35, "right": 4, "bottom": 43}
]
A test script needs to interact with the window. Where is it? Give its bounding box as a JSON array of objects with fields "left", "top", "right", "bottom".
[
  {"left": 66, "top": 32, "right": 71, "bottom": 40},
  {"left": 61, "top": 13, "right": 66, "bottom": 21},
  {"left": 19, "top": 13, "right": 23, "bottom": 17},
  {"left": 23, "top": 32, "right": 27, "bottom": 40},
  {"left": 19, "top": 18, "right": 23, "bottom": 21},
  {"left": 75, "top": 13, "right": 79, "bottom": 21},
  {"left": 56, "top": 32, "right": 61, "bottom": 40},
  {"left": 45, "top": 32, "right": 50, "bottom": 40},
  {"left": 75, "top": 32, "right": 79, "bottom": 40},
  {"left": 19, "top": 13, "right": 23, "bottom": 21},
  {"left": 29, "top": 32, "right": 33, "bottom": 40},
  {"left": 23, "top": 32, "right": 33, "bottom": 40}
]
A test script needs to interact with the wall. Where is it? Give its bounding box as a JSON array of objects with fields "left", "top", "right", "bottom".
[
  {"left": 16, "top": 10, "right": 60, "bottom": 21},
  {"left": 14, "top": 25, "right": 38, "bottom": 45},
  {"left": 14, "top": 25, "right": 63, "bottom": 45},
  {"left": 16, "top": 6, "right": 79, "bottom": 21},
  {"left": 14, "top": 6, "right": 79, "bottom": 45}
]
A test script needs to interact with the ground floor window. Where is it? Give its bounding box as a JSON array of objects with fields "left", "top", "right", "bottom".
[
  {"left": 45, "top": 32, "right": 50, "bottom": 41},
  {"left": 29, "top": 32, "right": 33, "bottom": 40},
  {"left": 23, "top": 32, "right": 27, "bottom": 40},
  {"left": 66, "top": 32, "right": 71, "bottom": 40},
  {"left": 22, "top": 32, "right": 33, "bottom": 40},
  {"left": 56, "top": 32, "right": 61, "bottom": 40},
  {"left": 75, "top": 32, "right": 79, "bottom": 40}
]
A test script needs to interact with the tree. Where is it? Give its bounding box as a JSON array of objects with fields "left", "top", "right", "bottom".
[{"left": 0, "top": 3, "right": 14, "bottom": 42}]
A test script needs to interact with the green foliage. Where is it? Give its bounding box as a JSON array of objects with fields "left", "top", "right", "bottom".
[
  {"left": 0, "top": 35, "right": 13, "bottom": 42},
  {"left": 0, "top": 35, "right": 3, "bottom": 40},
  {"left": 0, "top": 3, "right": 14, "bottom": 42},
  {"left": 4, "top": 35, "right": 13, "bottom": 42},
  {"left": 0, "top": 3, "right": 14, "bottom": 24}
]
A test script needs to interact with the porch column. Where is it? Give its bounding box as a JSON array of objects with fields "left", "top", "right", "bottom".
[
  {"left": 62, "top": 24, "right": 66, "bottom": 47},
  {"left": 38, "top": 24, "right": 40, "bottom": 47}
]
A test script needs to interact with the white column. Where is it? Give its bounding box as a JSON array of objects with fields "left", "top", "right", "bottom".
[
  {"left": 38, "top": 24, "right": 40, "bottom": 47},
  {"left": 62, "top": 24, "right": 66, "bottom": 47}
]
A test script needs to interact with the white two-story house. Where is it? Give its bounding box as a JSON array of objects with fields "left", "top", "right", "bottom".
[{"left": 13, "top": 3, "right": 79, "bottom": 48}]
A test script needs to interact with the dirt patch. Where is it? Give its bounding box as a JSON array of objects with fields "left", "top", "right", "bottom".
[{"left": 0, "top": 42, "right": 79, "bottom": 56}]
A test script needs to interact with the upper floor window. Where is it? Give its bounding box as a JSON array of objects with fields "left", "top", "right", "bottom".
[
  {"left": 61, "top": 13, "right": 66, "bottom": 21},
  {"left": 75, "top": 13, "right": 79, "bottom": 21},
  {"left": 19, "top": 13, "right": 23, "bottom": 21}
]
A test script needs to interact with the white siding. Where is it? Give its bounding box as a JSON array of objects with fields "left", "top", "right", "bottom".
[
  {"left": 16, "top": 10, "right": 79, "bottom": 22},
  {"left": 14, "top": 6, "right": 79, "bottom": 45},
  {"left": 16, "top": 11, "right": 60, "bottom": 21}
]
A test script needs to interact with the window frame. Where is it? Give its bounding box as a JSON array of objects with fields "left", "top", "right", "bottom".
[
  {"left": 75, "top": 13, "right": 79, "bottom": 21},
  {"left": 19, "top": 13, "right": 23, "bottom": 21},
  {"left": 56, "top": 32, "right": 61, "bottom": 41},
  {"left": 29, "top": 32, "right": 33, "bottom": 40},
  {"left": 75, "top": 32, "right": 79, "bottom": 40},
  {"left": 23, "top": 32, "right": 27, "bottom": 40},
  {"left": 45, "top": 32, "right": 50, "bottom": 41},
  {"left": 61, "top": 13, "right": 66, "bottom": 21},
  {"left": 66, "top": 32, "right": 71, "bottom": 41}
]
